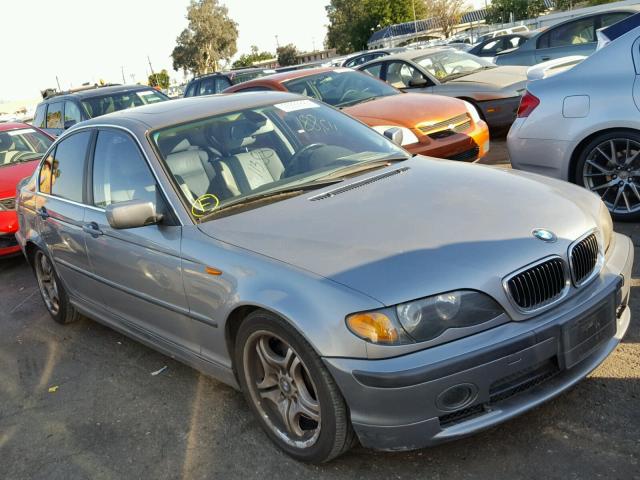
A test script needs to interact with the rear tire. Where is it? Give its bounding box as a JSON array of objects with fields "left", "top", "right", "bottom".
[
  {"left": 235, "top": 309, "right": 355, "bottom": 463},
  {"left": 574, "top": 130, "right": 640, "bottom": 221},
  {"left": 33, "top": 249, "right": 80, "bottom": 325}
]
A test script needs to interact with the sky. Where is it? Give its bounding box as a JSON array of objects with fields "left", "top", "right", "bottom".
[{"left": 0, "top": 0, "right": 330, "bottom": 102}]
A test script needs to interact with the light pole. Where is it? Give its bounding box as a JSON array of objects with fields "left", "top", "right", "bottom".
[{"left": 275, "top": 35, "right": 280, "bottom": 48}]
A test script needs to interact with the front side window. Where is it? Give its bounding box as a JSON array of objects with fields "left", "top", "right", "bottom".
[
  {"left": 415, "top": 51, "right": 493, "bottom": 80},
  {"left": 92, "top": 130, "right": 157, "bottom": 208},
  {"left": 385, "top": 61, "right": 422, "bottom": 88},
  {"left": 600, "top": 12, "right": 631, "bottom": 28},
  {"left": 0, "top": 128, "right": 52, "bottom": 166},
  {"left": 151, "top": 99, "right": 408, "bottom": 220},
  {"left": 284, "top": 70, "right": 398, "bottom": 108},
  {"left": 184, "top": 82, "right": 198, "bottom": 97},
  {"left": 81, "top": 89, "right": 167, "bottom": 118},
  {"left": 64, "top": 101, "right": 82, "bottom": 128},
  {"left": 42, "top": 131, "right": 91, "bottom": 202},
  {"left": 46, "top": 103, "right": 63, "bottom": 129}
]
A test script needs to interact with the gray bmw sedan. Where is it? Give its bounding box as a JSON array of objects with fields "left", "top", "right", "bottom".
[{"left": 15, "top": 92, "right": 633, "bottom": 463}]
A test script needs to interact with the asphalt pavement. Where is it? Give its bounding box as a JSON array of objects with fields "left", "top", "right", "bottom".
[{"left": 1, "top": 139, "right": 639, "bottom": 480}]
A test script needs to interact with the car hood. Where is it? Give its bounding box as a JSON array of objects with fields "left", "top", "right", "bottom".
[
  {"left": 343, "top": 92, "right": 465, "bottom": 127},
  {"left": 198, "top": 157, "right": 601, "bottom": 306},
  {"left": 445, "top": 66, "right": 528, "bottom": 93},
  {"left": 0, "top": 159, "right": 39, "bottom": 199}
]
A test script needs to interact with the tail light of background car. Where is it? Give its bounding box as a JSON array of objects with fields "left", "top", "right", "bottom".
[{"left": 517, "top": 91, "right": 540, "bottom": 118}]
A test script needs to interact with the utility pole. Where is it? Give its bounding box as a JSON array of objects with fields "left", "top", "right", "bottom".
[
  {"left": 412, "top": 0, "right": 418, "bottom": 41},
  {"left": 121, "top": 66, "right": 126, "bottom": 84},
  {"left": 147, "top": 56, "right": 159, "bottom": 86},
  {"left": 275, "top": 35, "right": 280, "bottom": 48},
  {"left": 55, "top": 76, "right": 61, "bottom": 91}
]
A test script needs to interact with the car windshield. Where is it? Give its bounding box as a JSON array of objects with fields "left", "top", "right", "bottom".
[
  {"left": 231, "top": 70, "right": 275, "bottom": 85},
  {"left": 416, "top": 50, "right": 495, "bottom": 80},
  {"left": 151, "top": 98, "right": 409, "bottom": 220},
  {"left": 0, "top": 128, "right": 52, "bottom": 166},
  {"left": 283, "top": 70, "right": 398, "bottom": 108},
  {"left": 81, "top": 89, "right": 167, "bottom": 118}
]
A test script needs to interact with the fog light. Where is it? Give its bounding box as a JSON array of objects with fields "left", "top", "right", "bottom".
[{"left": 436, "top": 383, "right": 478, "bottom": 411}]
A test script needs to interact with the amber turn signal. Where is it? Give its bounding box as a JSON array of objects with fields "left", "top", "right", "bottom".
[{"left": 346, "top": 312, "right": 399, "bottom": 344}]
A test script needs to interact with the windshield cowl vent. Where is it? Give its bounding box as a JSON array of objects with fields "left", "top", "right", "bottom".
[{"left": 308, "top": 167, "right": 409, "bottom": 201}]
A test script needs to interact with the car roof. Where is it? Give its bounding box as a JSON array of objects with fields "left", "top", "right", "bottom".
[
  {"left": 237, "top": 67, "right": 339, "bottom": 85},
  {"left": 43, "top": 84, "right": 157, "bottom": 102},
  {"left": 76, "top": 91, "right": 305, "bottom": 130},
  {"left": 0, "top": 122, "right": 32, "bottom": 132},
  {"left": 360, "top": 47, "right": 454, "bottom": 64}
]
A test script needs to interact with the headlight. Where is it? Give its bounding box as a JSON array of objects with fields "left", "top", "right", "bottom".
[
  {"left": 463, "top": 100, "right": 481, "bottom": 123},
  {"left": 597, "top": 202, "right": 613, "bottom": 253},
  {"left": 346, "top": 290, "right": 504, "bottom": 345},
  {"left": 371, "top": 125, "right": 419, "bottom": 146}
]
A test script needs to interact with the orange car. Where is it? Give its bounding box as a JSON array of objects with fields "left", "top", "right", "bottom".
[{"left": 224, "top": 67, "right": 489, "bottom": 161}]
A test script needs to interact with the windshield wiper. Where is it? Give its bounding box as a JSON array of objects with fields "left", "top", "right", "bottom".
[
  {"left": 317, "top": 156, "right": 409, "bottom": 181},
  {"left": 197, "top": 178, "right": 343, "bottom": 221},
  {"left": 338, "top": 95, "right": 380, "bottom": 109}
]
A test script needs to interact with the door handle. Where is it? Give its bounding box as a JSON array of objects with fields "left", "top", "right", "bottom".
[
  {"left": 37, "top": 207, "right": 49, "bottom": 219},
  {"left": 541, "top": 57, "right": 550, "bottom": 61},
  {"left": 82, "top": 222, "right": 103, "bottom": 236}
]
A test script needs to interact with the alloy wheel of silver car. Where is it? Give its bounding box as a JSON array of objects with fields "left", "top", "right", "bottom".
[
  {"left": 243, "top": 330, "right": 322, "bottom": 448},
  {"left": 582, "top": 137, "right": 640, "bottom": 216},
  {"left": 35, "top": 251, "right": 60, "bottom": 316}
]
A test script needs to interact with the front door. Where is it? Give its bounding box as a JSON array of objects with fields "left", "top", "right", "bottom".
[{"left": 83, "top": 128, "right": 199, "bottom": 353}]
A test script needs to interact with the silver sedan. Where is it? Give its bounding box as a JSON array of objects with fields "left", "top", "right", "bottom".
[
  {"left": 16, "top": 92, "right": 633, "bottom": 462},
  {"left": 508, "top": 25, "right": 640, "bottom": 221}
]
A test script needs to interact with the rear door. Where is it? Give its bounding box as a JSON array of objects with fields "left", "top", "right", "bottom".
[
  {"left": 82, "top": 128, "right": 199, "bottom": 353},
  {"left": 36, "top": 130, "right": 96, "bottom": 300},
  {"left": 43, "top": 102, "right": 64, "bottom": 137}
]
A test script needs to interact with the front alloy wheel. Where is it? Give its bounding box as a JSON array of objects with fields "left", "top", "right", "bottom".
[{"left": 578, "top": 132, "right": 640, "bottom": 220}]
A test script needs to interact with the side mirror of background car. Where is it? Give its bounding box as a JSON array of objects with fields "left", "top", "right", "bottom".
[
  {"left": 384, "top": 127, "right": 403, "bottom": 146},
  {"left": 408, "top": 78, "right": 428, "bottom": 88},
  {"left": 106, "top": 200, "right": 163, "bottom": 229}
]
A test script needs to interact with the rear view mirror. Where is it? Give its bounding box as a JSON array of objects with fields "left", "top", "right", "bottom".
[
  {"left": 408, "top": 78, "right": 428, "bottom": 88},
  {"left": 384, "top": 127, "right": 403, "bottom": 146},
  {"left": 106, "top": 200, "right": 163, "bottom": 229}
]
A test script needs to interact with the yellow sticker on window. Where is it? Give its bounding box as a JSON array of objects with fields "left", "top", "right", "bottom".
[{"left": 192, "top": 194, "right": 220, "bottom": 217}]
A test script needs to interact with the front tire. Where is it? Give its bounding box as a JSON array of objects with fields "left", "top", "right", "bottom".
[
  {"left": 574, "top": 130, "right": 640, "bottom": 221},
  {"left": 235, "top": 310, "right": 355, "bottom": 463},
  {"left": 33, "top": 249, "right": 80, "bottom": 325}
]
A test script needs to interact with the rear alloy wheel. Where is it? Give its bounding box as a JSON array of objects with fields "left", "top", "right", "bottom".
[
  {"left": 33, "top": 249, "right": 80, "bottom": 324},
  {"left": 235, "top": 310, "right": 355, "bottom": 463},
  {"left": 576, "top": 131, "right": 640, "bottom": 221}
]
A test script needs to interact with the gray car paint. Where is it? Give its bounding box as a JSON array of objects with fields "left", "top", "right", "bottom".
[{"left": 15, "top": 91, "right": 633, "bottom": 451}]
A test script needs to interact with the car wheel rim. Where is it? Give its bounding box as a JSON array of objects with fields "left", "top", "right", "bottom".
[
  {"left": 243, "top": 331, "right": 321, "bottom": 449},
  {"left": 35, "top": 252, "right": 59, "bottom": 315},
  {"left": 583, "top": 138, "right": 640, "bottom": 214}
]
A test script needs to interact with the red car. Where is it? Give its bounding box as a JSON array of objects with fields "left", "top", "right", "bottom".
[{"left": 0, "top": 123, "right": 53, "bottom": 257}]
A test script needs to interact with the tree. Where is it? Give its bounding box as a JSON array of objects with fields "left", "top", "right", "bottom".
[
  {"left": 148, "top": 69, "right": 170, "bottom": 89},
  {"left": 171, "top": 0, "right": 238, "bottom": 75},
  {"left": 277, "top": 44, "right": 298, "bottom": 66},
  {"left": 325, "top": 0, "right": 427, "bottom": 53},
  {"left": 423, "top": 0, "right": 469, "bottom": 38},
  {"left": 233, "top": 45, "right": 274, "bottom": 68},
  {"left": 484, "top": 0, "right": 546, "bottom": 24}
]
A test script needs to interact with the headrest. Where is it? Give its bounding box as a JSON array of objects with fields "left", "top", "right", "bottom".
[
  {"left": 218, "top": 113, "right": 274, "bottom": 152},
  {"left": 0, "top": 133, "right": 14, "bottom": 150},
  {"left": 165, "top": 149, "right": 207, "bottom": 177}
]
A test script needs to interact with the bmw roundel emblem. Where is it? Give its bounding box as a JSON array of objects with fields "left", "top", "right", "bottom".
[{"left": 532, "top": 228, "right": 557, "bottom": 243}]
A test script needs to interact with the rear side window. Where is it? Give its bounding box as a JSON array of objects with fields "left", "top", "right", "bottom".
[
  {"left": 361, "top": 63, "right": 383, "bottom": 78},
  {"left": 198, "top": 77, "right": 230, "bottom": 95},
  {"left": 44, "top": 131, "right": 91, "bottom": 202},
  {"left": 538, "top": 16, "right": 596, "bottom": 49},
  {"left": 33, "top": 104, "right": 47, "bottom": 128},
  {"left": 46, "top": 103, "right": 63, "bottom": 129},
  {"left": 92, "top": 130, "right": 157, "bottom": 208},
  {"left": 184, "top": 81, "right": 198, "bottom": 97},
  {"left": 64, "top": 101, "right": 82, "bottom": 128}
]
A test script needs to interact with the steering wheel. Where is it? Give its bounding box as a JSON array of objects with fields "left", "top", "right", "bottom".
[
  {"left": 338, "top": 89, "right": 362, "bottom": 104},
  {"left": 7, "top": 151, "right": 35, "bottom": 163},
  {"left": 284, "top": 143, "right": 327, "bottom": 177}
]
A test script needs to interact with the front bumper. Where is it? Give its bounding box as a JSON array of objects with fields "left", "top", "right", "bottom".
[
  {"left": 324, "top": 233, "right": 633, "bottom": 451},
  {"left": 478, "top": 97, "right": 521, "bottom": 130},
  {"left": 406, "top": 120, "right": 490, "bottom": 162}
]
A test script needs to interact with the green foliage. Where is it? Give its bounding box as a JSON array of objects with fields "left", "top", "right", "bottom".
[
  {"left": 484, "top": 0, "right": 547, "bottom": 24},
  {"left": 171, "top": 0, "right": 238, "bottom": 75},
  {"left": 277, "top": 44, "right": 298, "bottom": 66},
  {"left": 148, "top": 69, "right": 170, "bottom": 89},
  {"left": 233, "top": 45, "right": 274, "bottom": 68},
  {"left": 326, "top": 0, "right": 427, "bottom": 53}
]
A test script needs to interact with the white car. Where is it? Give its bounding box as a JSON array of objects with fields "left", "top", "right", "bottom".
[{"left": 508, "top": 23, "right": 640, "bottom": 221}]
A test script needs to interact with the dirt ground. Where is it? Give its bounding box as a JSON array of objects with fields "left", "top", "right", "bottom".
[{"left": 1, "top": 140, "right": 638, "bottom": 480}]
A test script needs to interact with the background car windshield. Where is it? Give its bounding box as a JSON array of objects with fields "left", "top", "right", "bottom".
[
  {"left": 0, "top": 128, "right": 52, "bottom": 165},
  {"left": 151, "top": 99, "right": 407, "bottom": 219},
  {"left": 284, "top": 70, "right": 398, "bottom": 107},
  {"left": 416, "top": 51, "right": 493, "bottom": 80},
  {"left": 81, "top": 89, "right": 167, "bottom": 117}
]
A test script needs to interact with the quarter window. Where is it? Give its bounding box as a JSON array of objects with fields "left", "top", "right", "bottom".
[
  {"left": 46, "top": 103, "right": 63, "bottom": 129},
  {"left": 92, "top": 130, "right": 157, "bottom": 208},
  {"left": 45, "top": 131, "right": 91, "bottom": 202}
]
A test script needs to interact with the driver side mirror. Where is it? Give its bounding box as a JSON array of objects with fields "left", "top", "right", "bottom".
[
  {"left": 106, "top": 200, "right": 163, "bottom": 229},
  {"left": 383, "top": 127, "right": 403, "bottom": 146},
  {"left": 408, "top": 77, "right": 428, "bottom": 88}
]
